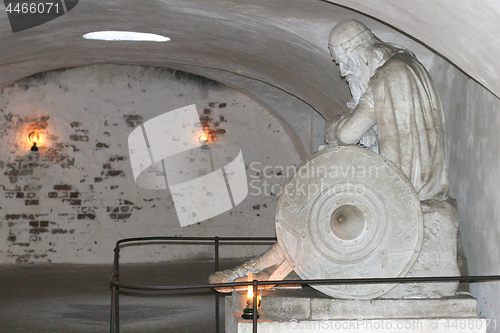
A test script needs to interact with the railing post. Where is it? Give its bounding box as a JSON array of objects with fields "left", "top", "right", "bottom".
[
  {"left": 115, "top": 285, "right": 120, "bottom": 333},
  {"left": 110, "top": 282, "right": 117, "bottom": 333},
  {"left": 253, "top": 279, "right": 258, "bottom": 333},
  {"left": 215, "top": 236, "right": 220, "bottom": 333},
  {"left": 110, "top": 246, "right": 120, "bottom": 333},
  {"left": 215, "top": 236, "right": 220, "bottom": 272}
]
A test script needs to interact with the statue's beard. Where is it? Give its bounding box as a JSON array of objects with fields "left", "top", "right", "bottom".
[
  {"left": 347, "top": 76, "right": 367, "bottom": 105},
  {"left": 343, "top": 60, "right": 378, "bottom": 151},
  {"left": 344, "top": 58, "right": 371, "bottom": 110}
]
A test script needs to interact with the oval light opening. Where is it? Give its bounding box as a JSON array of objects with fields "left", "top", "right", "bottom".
[{"left": 83, "top": 31, "right": 170, "bottom": 42}]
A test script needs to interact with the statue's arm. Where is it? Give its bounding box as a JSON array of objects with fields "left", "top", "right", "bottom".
[{"left": 335, "top": 98, "right": 377, "bottom": 145}]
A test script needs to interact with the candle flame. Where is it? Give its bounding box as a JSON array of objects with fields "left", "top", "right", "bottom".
[{"left": 247, "top": 272, "right": 253, "bottom": 299}]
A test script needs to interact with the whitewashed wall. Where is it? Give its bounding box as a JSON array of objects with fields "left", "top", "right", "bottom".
[{"left": 430, "top": 57, "right": 500, "bottom": 332}]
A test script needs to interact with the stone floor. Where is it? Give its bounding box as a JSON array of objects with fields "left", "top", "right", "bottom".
[{"left": 0, "top": 259, "right": 247, "bottom": 333}]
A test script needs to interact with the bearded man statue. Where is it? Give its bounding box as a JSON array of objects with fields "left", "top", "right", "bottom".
[
  {"left": 210, "top": 20, "right": 464, "bottom": 298},
  {"left": 325, "top": 19, "right": 449, "bottom": 202}
]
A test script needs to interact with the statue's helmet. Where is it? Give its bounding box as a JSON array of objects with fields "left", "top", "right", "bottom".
[{"left": 328, "top": 20, "right": 376, "bottom": 61}]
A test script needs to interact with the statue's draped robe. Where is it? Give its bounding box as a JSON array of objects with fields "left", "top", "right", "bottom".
[{"left": 370, "top": 51, "right": 449, "bottom": 201}]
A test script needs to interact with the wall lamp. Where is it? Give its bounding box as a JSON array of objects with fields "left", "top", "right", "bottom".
[
  {"left": 28, "top": 132, "right": 39, "bottom": 151},
  {"left": 199, "top": 134, "right": 209, "bottom": 149}
]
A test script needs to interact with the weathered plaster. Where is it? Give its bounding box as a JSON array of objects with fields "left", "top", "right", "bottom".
[
  {"left": 169, "top": 64, "right": 326, "bottom": 159},
  {"left": 0, "top": 65, "right": 301, "bottom": 264}
]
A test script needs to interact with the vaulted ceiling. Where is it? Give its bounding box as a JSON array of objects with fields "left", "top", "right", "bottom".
[{"left": 1, "top": 0, "right": 498, "bottom": 120}]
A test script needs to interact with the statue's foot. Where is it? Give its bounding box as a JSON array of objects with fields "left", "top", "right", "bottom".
[
  {"left": 208, "top": 269, "right": 237, "bottom": 293},
  {"left": 209, "top": 268, "right": 272, "bottom": 293},
  {"left": 208, "top": 243, "right": 289, "bottom": 293}
]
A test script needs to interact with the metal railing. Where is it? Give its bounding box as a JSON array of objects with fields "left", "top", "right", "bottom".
[
  {"left": 109, "top": 236, "right": 500, "bottom": 333},
  {"left": 109, "top": 236, "right": 277, "bottom": 333}
]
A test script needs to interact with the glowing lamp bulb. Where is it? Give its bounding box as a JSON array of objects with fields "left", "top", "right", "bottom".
[
  {"left": 199, "top": 134, "right": 209, "bottom": 149},
  {"left": 29, "top": 132, "right": 39, "bottom": 143},
  {"left": 28, "top": 132, "right": 40, "bottom": 151}
]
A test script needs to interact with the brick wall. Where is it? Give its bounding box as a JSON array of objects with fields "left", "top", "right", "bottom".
[{"left": 0, "top": 65, "right": 301, "bottom": 264}]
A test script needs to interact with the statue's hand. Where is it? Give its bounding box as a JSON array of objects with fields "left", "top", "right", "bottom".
[
  {"left": 358, "top": 127, "right": 378, "bottom": 149},
  {"left": 325, "top": 115, "right": 343, "bottom": 144}
]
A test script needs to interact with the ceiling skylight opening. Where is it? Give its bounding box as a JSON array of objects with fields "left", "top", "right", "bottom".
[{"left": 83, "top": 31, "right": 170, "bottom": 42}]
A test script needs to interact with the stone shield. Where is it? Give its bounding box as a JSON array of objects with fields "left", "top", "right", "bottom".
[{"left": 276, "top": 146, "right": 423, "bottom": 299}]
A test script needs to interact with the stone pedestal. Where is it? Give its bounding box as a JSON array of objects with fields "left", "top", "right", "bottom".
[{"left": 226, "top": 288, "right": 488, "bottom": 333}]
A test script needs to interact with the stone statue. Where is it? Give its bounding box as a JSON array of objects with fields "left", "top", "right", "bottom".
[
  {"left": 210, "top": 20, "right": 463, "bottom": 299},
  {"left": 325, "top": 20, "right": 449, "bottom": 202}
]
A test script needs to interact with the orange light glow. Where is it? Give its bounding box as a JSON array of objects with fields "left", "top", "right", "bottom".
[
  {"left": 199, "top": 134, "right": 208, "bottom": 143},
  {"left": 28, "top": 132, "right": 40, "bottom": 143},
  {"left": 28, "top": 132, "right": 41, "bottom": 151},
  {"left": 247, "top": 272, "right": 253, "bottom": 300}
]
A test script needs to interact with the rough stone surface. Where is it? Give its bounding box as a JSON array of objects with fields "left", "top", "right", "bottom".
[
  {"left": 310, "top": 296, "right": 478, "bottom": 320},
  {"left": 382, "top": 199, "right": 460, "bottom": 298},
  {"left": 230, "top": 319, "right": 487, "bottom": 333},
  {"left": 226, "top": 291, "right": 487, "bottom": 333},
  {"left": 250, "top": 288, "right": 479, "bottom": 320}
]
